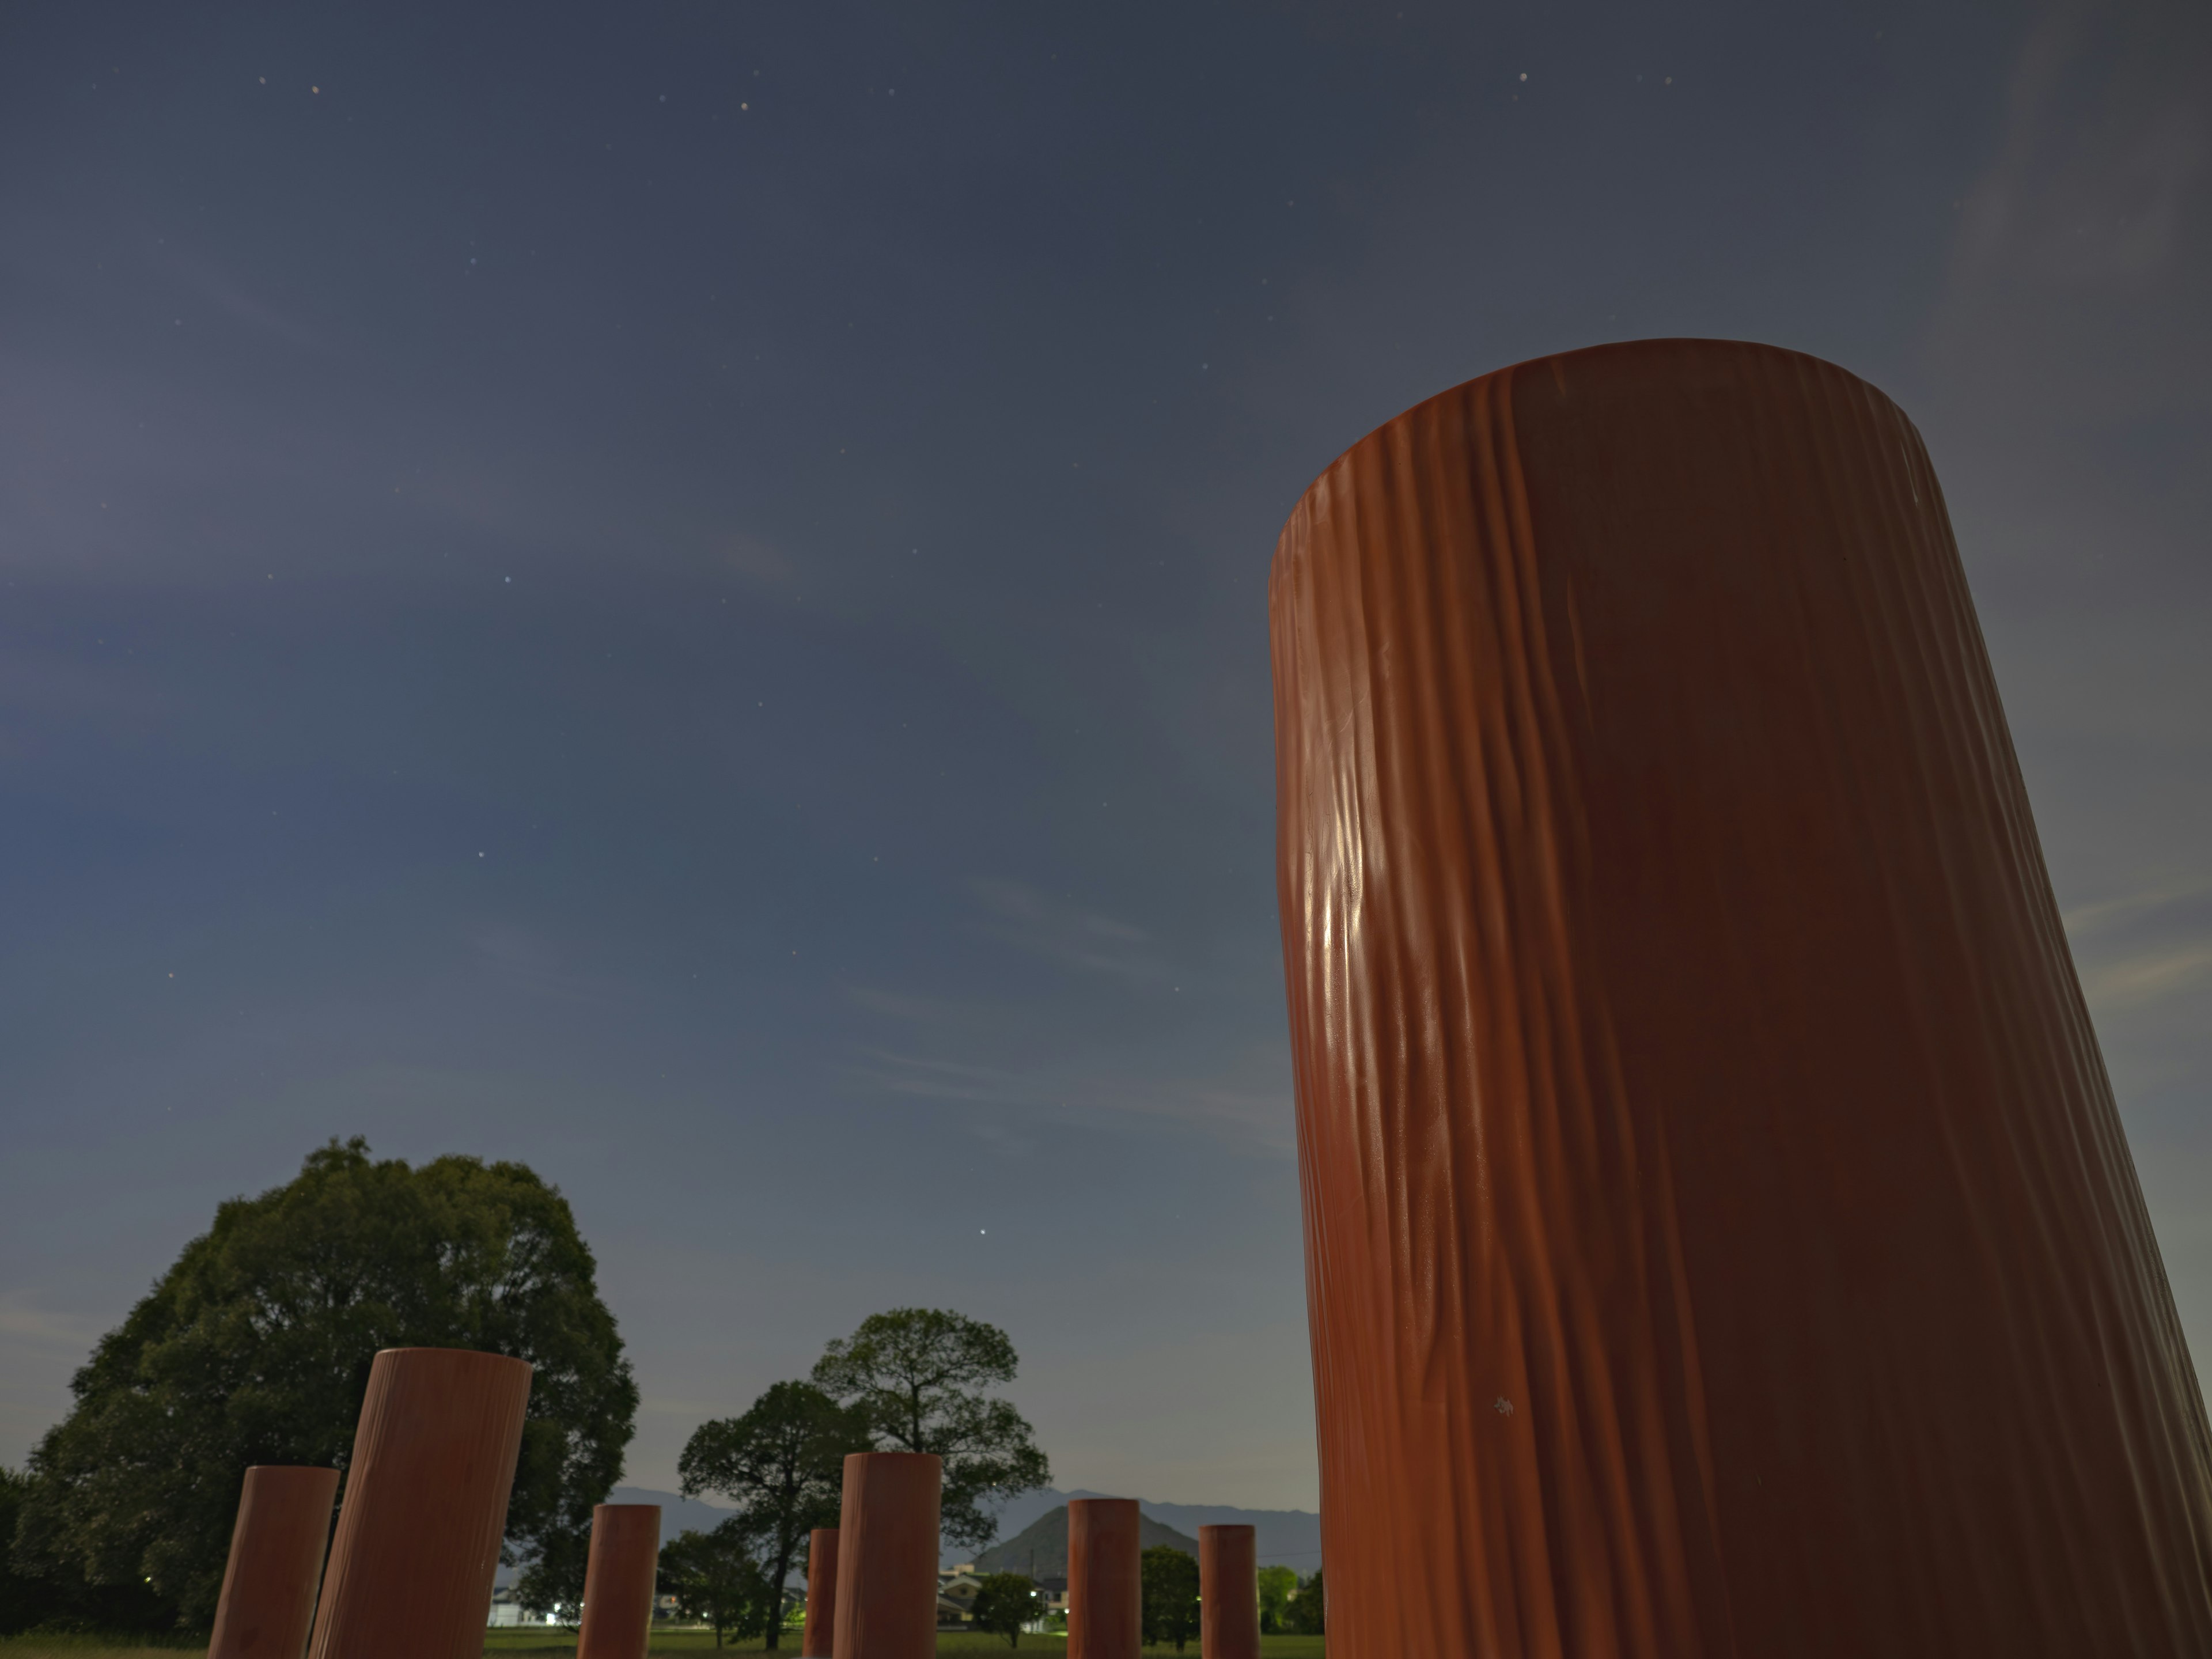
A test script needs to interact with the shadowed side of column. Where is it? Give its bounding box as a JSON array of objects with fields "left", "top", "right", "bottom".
[
  {"left": 831, "top": 1453, "right": 938, "bottom": 1659},
  {"left": 1270, "top": 336, "right": 2212, "bottom": 1658},
  {"left": 576, "top": 1503, "right": 660, "bottom": 1659},
  {"left": 207, "top": 1465, "right": 340, "bottom": 1659},
  {"left": 801, "top": 1528, "right": 840, "bottom": 1657},
  {"left": 1197, "top": 1525, "right": 1258, "bottom": 1659},
  {"left": 1067, "top": 1498, "right": 1141, "bottom": 1659},
  {"left": 305, "top": 1347, "right": 533, "bottom": 1659}
]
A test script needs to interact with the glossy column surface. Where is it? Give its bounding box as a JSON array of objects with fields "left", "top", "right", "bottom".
[
  {"left": 831, "top": 1453, "right": 939, "bottom": 1659},
  {"left": 1067, "top": 1498, "right": 1141, "bottom": 1659},
  {"left": 1196, "top": 1526, "right": 1258, "bottom": 1659},
  {"left": 576, "top": 1504, "right": 661, "bottom": 1659},
  {"left": 1271, "top": 337, "right": 2212, "bottom": 1659},
  {"left": 306, "top": 1348, "right": 533, "bottom": 1659},
  {"left": 801, "top": 1528, "right": 840, "bottom": 1657},
  {"left": 207, "top": 1465, "right": 340, "bottom": 1659}
]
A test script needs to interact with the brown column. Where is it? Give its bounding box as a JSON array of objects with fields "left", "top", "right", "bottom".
[
  {"left": 207, "top": 1464, "right": 340, "bottom": 1659},
  {"left": 306, "top": 1347, "right": 533, "bottom": 1659},
  {"left": 1196, "top": 1526, "right": 1257, "bottom": 1659},
  {"left": 1067, "top": 1498, "right": 1141, "bottom": 1659},
  {"left": 831, "top": 1452, "right": 939, "bottom": 1659},
  {"left": 1271, "top": 337, "right": 2212, "bottom": 1658},
  {"left": 576, "top": 1503, "right": 661, "bottom": 1659},
  {"left": 801, "top": 1528, "right": 840, "bottom": 1657}
]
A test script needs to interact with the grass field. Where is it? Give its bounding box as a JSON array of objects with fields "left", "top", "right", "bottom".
[
  {"left": 481, "top": 1634, "right": 1325, "bottom": 1657},
  {"left": 0, "top": 1635, "right": 1326, "bottom": 1658}
]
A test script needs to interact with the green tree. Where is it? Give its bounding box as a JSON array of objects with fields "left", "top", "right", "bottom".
[
  {"left": 1139, "top": 1546, "right": 1200, "bottom": 1652},
  {"left": 1284, "top": 1567, "right": 1325, "bottom": 1635},
  {"left": 678, "top": 1381, "right": 870, "bottom": 1650},
  {"left": 967, "top": 1572, "right": 1038, "bottom": 1648},
  {"left": 2, "top": 1464, "right": 170, "bottom": 1637},
  {"left": 810, "top": 1309, "right": 1048, "bottom": 1551},
  {"left": 1255, "top": 1563, "right": 1297, "bottom": 1634},
  {"left": 660, "top": 1522, "right": 772, "bottom": 1649},
  {"left": 514, "top": 1525, "right": 589, "bottom": 1631},
  {"left": 13, "top": 1138, "right": 638, "bottom": 1629}
]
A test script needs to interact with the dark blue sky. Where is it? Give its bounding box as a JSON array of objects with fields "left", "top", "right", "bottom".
[{"left": 5, "top": 0, "right": 2207, "bottom": 1511}]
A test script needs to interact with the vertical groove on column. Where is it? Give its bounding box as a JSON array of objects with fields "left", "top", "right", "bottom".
[
  {"left": 1197, "top": 1525, "right": 1259, "bottom": 1659},
  {"left": 801, "top": 1528, "right": 840, "bottom": 1658},
  {"left": 207, "top": 1465, "right": 340, "bottom": 1659},
  {"left": 832, "top": 1453, "right": 938, "bottom": 1659},
  {"left": 1271, "top": 337, "right": 2212, "bottom": 1658},
  {"left": 306, "top": 1348, "right": 533, "bottom": 1659},
  {"left": 575, "top": 1503, "right": 660, "bottom": 1659},
  {"left": 1067, "top": 1498, "right": 1141, "bottom": 1659}
]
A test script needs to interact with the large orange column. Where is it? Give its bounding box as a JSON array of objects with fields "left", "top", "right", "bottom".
[
  {"left": 1197, "top": 1525, "right": 1257, "bottom": 1659},
  {"left": 305, "top": 1347, "right": 533, "bottom": 1659},
  {"left": 801, "top": 1528, "right": 840, "bottom": 1657},
  {"left": 576, "top": 1503, "right": 660, "bottom": 1659},
  {"left": 831, "top": 1452, "right": 938, "bottom": 1659},
  {"left": 207, "top": 1464, "right": 340, "bottom": 1659},
  {"left": 1270, "top": 338, "right": 2212, "bottom": 1658},
  {"left": 1067, "top": 1498, "right": 1140, "bottom": 1659}
]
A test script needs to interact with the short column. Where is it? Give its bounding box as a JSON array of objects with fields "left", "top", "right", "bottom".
[
  {"left": 306, "top": 1347, "right": 534, "bottom": 1659},
  {"left": 577, "top": 1503, "right": 661, "bottom": 1659},
  {"left": 831, "top": 1452, "right": 940, "bottom": 1659},
  {"left": 1198, "top": 1525, "right": 1258, "bottom": 1659},
  {"left": 208, "top": 1464, "right": 341, "bottom": 1659},
  {"left": 1067, "top": 1498, "right": 1140, "bottom": 1659},
  {"left": 801, "top": 1528, "right": 840, "bottom": 1657}
]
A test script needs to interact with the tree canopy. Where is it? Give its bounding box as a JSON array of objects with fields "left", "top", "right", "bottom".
[
  {"left": 660, "top": 1522, "right": 774, "bottom": 1650},
  {"left": 1256, "top": 1563, "right": 1298, "bottom": 1633},
  {"left": 968, "top": 1572, "right": 1039, "bottom": 1647},
  {"left": 810, "top": 1308, "right": 1048, "bottom": 1551},
  {"left": 678, "top": 1381, "right": 870, "bottom": 1650},
  {"left": 1139, "top": 1546, "right": 1200, "bottom": 1652},
  {"left": 13, "top": 1138, "right": 637, "bottom": 1628},
  {"left": 1284, "top": 1568, "right": 1325, "bottom": 1635}
]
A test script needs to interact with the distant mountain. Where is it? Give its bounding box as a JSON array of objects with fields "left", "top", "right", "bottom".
[
  {"left": 963, "top": 1489, "right": 1320, "bottom": 1573},
  {"left": 972, "top": 1505, "right": 1198, "bottom": 1579}
]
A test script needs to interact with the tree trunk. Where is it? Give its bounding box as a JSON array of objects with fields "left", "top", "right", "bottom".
[{"left": 763, "top": 1539, "right": 793, "bottom": 1651}]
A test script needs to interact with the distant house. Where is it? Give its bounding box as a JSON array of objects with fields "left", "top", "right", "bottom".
[
  {"left": 487, "top": 1585, "right": 563, "bottom": 1628},
  {"left": 938, "top": 1566, "right": 983, "bottom": 1627}
]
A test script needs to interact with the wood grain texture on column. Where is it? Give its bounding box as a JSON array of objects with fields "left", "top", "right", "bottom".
[
  {"left": 801, "top": 1528, "right": 840, "bottom": 1657},
  {"left": 1196, "top": 1525, "right": 1257, "bottom": 1659},
  {"left": 1270, "top": 337, "right": 2212, "bottom": 1658},
  {"left": 831, "top": 1453, "right": 939, "bottom": 1659},
  {"left": 207, "top": 1465, "right": 340, "bottom": 1659},
  {"left": 306, "top": 1347, "right": 533, "bottom": 1659},
  {"left": 1067, "top": 1498, "right": 1141, "bottom": 1659},
  {"left": 576, "top": 1503, "right": 660, "bottom": 1659}
]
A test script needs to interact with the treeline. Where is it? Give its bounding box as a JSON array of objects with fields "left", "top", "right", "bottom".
[
  {"left": 0, "top": 1140, "right": 1051, "bottom": 1649},
  {"left": 555, "top": 1308, "right": 1050, "bottom": 1646},
  {"left": 3, "top": 1140, "right": 635, "bottom": 1635}
]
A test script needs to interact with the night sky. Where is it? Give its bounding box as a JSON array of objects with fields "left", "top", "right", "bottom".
[{"left": 5, "top": 1, "right": 2207, "bottom": 1513}]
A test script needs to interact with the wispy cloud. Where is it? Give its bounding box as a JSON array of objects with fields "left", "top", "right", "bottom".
[
  {"left": 967, "top": 878, "right": 1169, "bottom": 983},
  {"left": 0, "top": 1291, "right": 103, "bottom": 1358},
  {"left": 851, "top": 1041, "right": 1292, "bottom": 1156}
]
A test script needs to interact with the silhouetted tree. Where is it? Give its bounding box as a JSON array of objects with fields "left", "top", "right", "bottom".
[
  {"left": 968, "top": 1571, "right": 1039, "bottom": 1647},
  {"left": 1141, "top": 1546, "right": 1200, "bottom": 1652},
  {"left": 679, "top": 1382, "right": 870, "bottom": 1649},
  {"left": 660, "top": 1522, "right": 773, "bottom": 1649},
  {"left": 1284, "top": 1567, "right": 1325, "bottom": 1635},
  {"left": 811, "top": 1308, "right": 1048, "bottom": 1552},
  {"left": 1256, "top": 1563, "right": 1297, "bottom": 1633}
]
